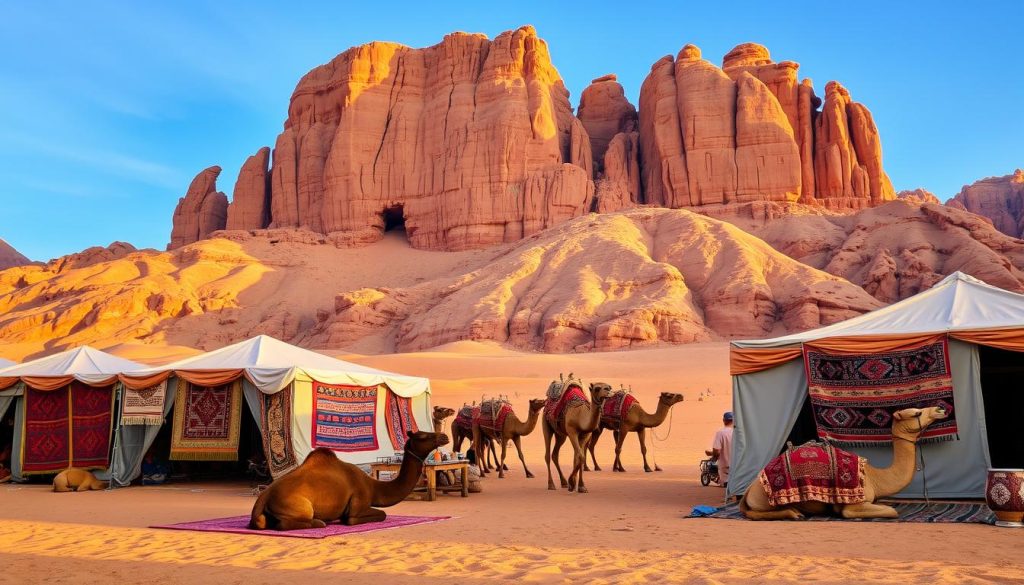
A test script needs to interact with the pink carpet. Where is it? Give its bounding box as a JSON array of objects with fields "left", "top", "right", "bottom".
[{"left": 151, "top": 514, "right": 451, "bottom": 539}]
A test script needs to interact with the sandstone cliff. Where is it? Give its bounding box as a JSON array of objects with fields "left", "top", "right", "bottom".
[
  {"left": 947, "top": 170, "right": 1024, "bottom": 238},
  {"left": 168, "top": 166, "right": 228, "bottom": 249}
]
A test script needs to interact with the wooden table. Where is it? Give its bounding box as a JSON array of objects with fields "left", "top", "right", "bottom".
[{"left": 370, "top": 460, "right": 469, "bottom": 501}]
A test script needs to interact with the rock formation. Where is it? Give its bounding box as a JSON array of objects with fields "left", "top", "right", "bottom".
[
  {"left": 897, "top": 189, "right": 941, "bottom": 205},
  {"left": 226, "top": 147, "right": 272, "bottom": 231},
  {"left": 577, "top": 74, "right": 638, "bottom": 172},
  {"left": 0, "top": 239, "right": 31, "bottom": 270},
  {"left": 947, "top": 170, "right": 1024, "bottom": 238},
  {"left": 168, "top": 167, "right": 228, "bottom": 249}
]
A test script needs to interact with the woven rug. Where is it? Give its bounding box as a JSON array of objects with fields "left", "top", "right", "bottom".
[
  {"left": 544, "top": 382, "right": 587, "bottom": 430},
  {"left": 453, "top": 405, "right": 477, "bottom": 432},
  {"left": 170, "top": 380, "right": 242, "bottom": 461},
  {"left": 260, "top": 387, "right": 298, "bottom": 478},
  {"left": 474, "top": 399, "right": 512, "bottom": 433},
  {"left": 121, "top": 380, "right": 166, "bottom": 426},
  {"left": 601, "top": 391, "right": 637, "bottom": 427},
  {"left": 70, "top": 382, "right": 114, "bottom": 469},
  {"left": 151, "top": 514, "right": 451, "bottom": 539},
  {"left": 312, "top": 383, "right": 378, "bottom": 452},
  {"left": 384, "top": 390, "right": 419, "bottom": 450},
  {"left": 804, "top": 338, "right": 957, "bottom": 446},
  {"left": 760, "top": 442, "right": 865, "bottom": 506},
  {"left": 696, "top": 501, "right": 996, "bottom": 524},
  {"left": 22, "top": 386, "right": 71, "bottom": 474}
]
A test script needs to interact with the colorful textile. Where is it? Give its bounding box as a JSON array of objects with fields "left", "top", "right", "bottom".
[
  {"left": 120, "top": 381, "right": 166, "bottom": 426},
  {"left": 804, "top": 339, "right": 957, "bottom": 446},
  {"left": 170, "top": 380, "right": 242, "bottom": 461},
  {"left": 544, "top": 382, "right": 587, "bottom": 430},
  {"left": 384, "top": 390, "right": 419, "bottom": 450},
  {"left": 758, "top": 442, "right": 866, "bottom": 506},
  {"left": 453, "top": 405, "right": 477, "bottom": 432},
  {"left": 312, "top": 383, "right": 379, "bottom": 452},
  {"left": 474, "top": 400, "right": 512, "bottom": 433},
  {"left": 702, "top": 501, "right": 997, "bottom": 524},
  {"left": 151, "top": 514, "right": 451, "bottom": 539},
  {"left": 601, "top": 391, "right": 637, "bottom": 427},
  {"left": 71, "top": 383, "right": 114, "bottom": 469},
  {"left": 260, "top": 387, "right": 298, "bottom": 478},
  {"left": 22, "top": 386, "right": 71, "bottom": 474}
]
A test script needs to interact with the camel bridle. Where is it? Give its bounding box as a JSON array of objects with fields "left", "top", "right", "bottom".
[{"left": 891, "top": 411, "right": 931, "bottom": 504}]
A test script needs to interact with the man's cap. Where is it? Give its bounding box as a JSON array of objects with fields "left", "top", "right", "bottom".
[{"left": 723, "top": 411, "right": 734, "bottom": 421}]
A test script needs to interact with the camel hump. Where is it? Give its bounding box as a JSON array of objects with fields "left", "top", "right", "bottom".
[{"left": 303, "top": 448, "right": 339, "bottom": 466}]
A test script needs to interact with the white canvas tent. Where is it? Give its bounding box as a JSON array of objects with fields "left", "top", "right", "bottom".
[
  {"left": 728, "top": 272, "right": 1024, "bottom": 499},
  {"left": 111, "top": 335, "right": 433, "bottom": 485},
  {"left": 0, "top": 347, "right": 144, "bottom": 481}
]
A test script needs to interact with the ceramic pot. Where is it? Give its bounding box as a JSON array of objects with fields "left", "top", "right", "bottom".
[{"left": 985, "top": 469, "right": 1024, "bottom": 527}]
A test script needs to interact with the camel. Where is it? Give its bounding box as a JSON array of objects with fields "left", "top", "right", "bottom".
[
  {"left": 588, "top": 391, "right": 685, "bottom": 473},
  {"left": 53, "top": 468, "right": 107, "bottom": 492},
  {"left": 543, "top": 380, "right": 613, "bottom": 493},
  {"left": 250, "top": 430, "right": 448, "bottom": 530},
  {"left": 432, "top": 405, "right": 455, "bottom": 435},
  {"left": 452, "top": 403, "right": 502, "bottom": 471},
  {"left": 740, "top": 406, "right": 949, "bottom": 520},
  {"left": 471, "top": 398, "right": 545, "bottom": 478}
]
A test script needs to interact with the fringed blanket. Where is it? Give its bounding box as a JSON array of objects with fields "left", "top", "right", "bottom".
[
  {"left": 70, "top": 383, "right": 114, "bottom": 469},
  {"left": 601, "top": 391, "right": 637, "bottom": 427},
  {"left": 384, "top": 390, "right": 419, "bottom": 450},
  {"left": 453, "top": 405, "right": 477, "bottom": 432},
  {"left": 758, "top": 442, "right": 866, "bottom": 506},
  {"left": 260, "top": 387, "right": 297, "bottom": 478},
  {"left": 23, "top": 382, "right": 114, "bottom": 474},
  {"left": 474, "top": 399, "right": 512, "bottom": 433},
  {"left": 120, "top": 381, "right": 166, "bottom": 426},
  {"left": 805, "top": 339, "right": 957, "bottom": 446},
  {"left": 312, "top": 383, "right": 378, "bottom": 452},
  {"left": 170, "top": 380, "right": 242, "bottom": 461},
  {"left": 544, "top": 380, "right": 587, "bottom": 431}
]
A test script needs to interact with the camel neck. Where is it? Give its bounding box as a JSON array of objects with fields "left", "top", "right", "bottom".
[
  {"left": 866, "top": 432, "right": 919, "bottom": 498},
  {"left": 516, "top": 408, "right": 541, "bottom": 436},
  {"left": 371, "top": 450, "right": 425, "bottom": 507},
  {"left": 580, "top": 397, "right": 606, "bottom": 433},
  {"left": 637, "top": 401, "right": 672, "bottom": 428}
]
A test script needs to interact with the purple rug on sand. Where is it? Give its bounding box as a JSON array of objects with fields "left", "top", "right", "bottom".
[{"left": 151, "top": 514, "right": 451, "bottom": 539}]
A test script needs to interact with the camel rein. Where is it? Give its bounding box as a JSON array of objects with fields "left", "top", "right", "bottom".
[
  {"left": 648, "top": 404, "right": 675, "bottom": 471},
  {"left": 892, "top": 414, "right": 930, "bottom": 505}
]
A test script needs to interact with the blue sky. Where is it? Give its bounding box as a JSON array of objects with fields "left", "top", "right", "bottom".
[{"left": 1, "top": 1, "right": 1021, "bottom": 261}]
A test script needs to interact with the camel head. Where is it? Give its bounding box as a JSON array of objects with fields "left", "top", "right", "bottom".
[
  {"left": 432, "top": 405, "right": 456, "bottom": 421},
  {"left": 658, "top": 392, "right": 685, "bottom": 407},
  {"left": 891, "top": 405, "right": 949, "bottom": 440},
  {"left": 405, "top": 430, "right": 450, "bottom": 459},
  {"left": 589, "top": 382, "right": 614, "bottom": 404},
  {"left": 527, "top": 398, "right": 546, "bottom": 413}
]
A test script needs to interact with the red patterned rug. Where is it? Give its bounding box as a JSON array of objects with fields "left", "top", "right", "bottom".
[
  {"left": 453, "top": 405, "right": 477, "bottom": 432},
  {"left": 601, "top": 391, "right": 637, "bottom": 427},
  {"left": 384, "top": 390, "right": 419, "bottom": 450},
  {"left": 70, "top": 382, "right": 114, "bottom": 469},
  {"left": 474, "top": 400, "right": 512, "bottom": 433},
  {"left": 260, "top": 387, "right": 298, "bottom": 478},
  {"left": 170, "top": 380, "right": 243, "bottom": 461},
  {"left": 544, "top": 383, "right": 587, "bottom": 431},
  {"left": 804, "top": 339, "right": 957, "bottom": 446},
  {"left": 22, "top": 386, "right": 71, "bottom": 475},
  {"left": 758, "top": 442, "right": 866, "bottom": 507}
]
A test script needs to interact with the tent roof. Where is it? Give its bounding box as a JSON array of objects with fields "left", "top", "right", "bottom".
[
  {"left": 733, "top": 272, "right": 1024, "bottom": 349},
  {"left": 0, "top": 346, "right": 144, "bottom": 390}
]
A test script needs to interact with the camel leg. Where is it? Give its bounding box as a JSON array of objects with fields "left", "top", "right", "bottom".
[
  {"left": 452, "top": 428, "right": 464, "bottom": 453},
  {"left": 838, "top": 502, "right": 900, "bottom": 519},
  {"left": 273, "top": 497, "right": 328, "bottom": 530},
  {"left": 76, "top": 481, "right": 93, "bottom": 492},
  {"left": 344, "top": 497, "right": 388, "bottom": 526},
  {"left": 638, "top": 427, "right": 654, "bottom": 473},
  {"left": 471, "top": 425, "right": 487, "bottom": 476},
  {"left": 587, "top": 426, "right": 602, "bottom": 472},
  {"left": 498, "top": 436, "right": 508, "bottom": 479},
  {"left": 613, "top": 429, "right": 628, "bottom": 472},
  {"left": 566, "top": 432, "right": 585, "bottom": 493},
  {"left": 552, "top": 433, "right": 568, "bottom": 488},
  {"left": 739, "top": 483, "right": 806, "bottom": 521},
  {"left": 543, "top": 422, "right": 556, "bottom": 490},
  {"left": 512, "top": 435, "right": 533, "bottom": 478}
]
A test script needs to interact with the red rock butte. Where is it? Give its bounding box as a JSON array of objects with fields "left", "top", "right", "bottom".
[{"left": 170, "top": 28, "right": 897, "bottom": 251}]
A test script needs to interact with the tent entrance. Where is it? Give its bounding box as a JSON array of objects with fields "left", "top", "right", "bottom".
[
  {"left": 979, "top": 346, "right": 1024, "bottom": 468},
  {"left": 144, "top": 408, "right": 268, "bottom": 484},
  {"left": 0, "top": 406, "right": 14, "bottom": 472},
  {"left": 383, "top": 204, "right": 406, "bottom": 233},
  {"left": 784, "top": 396, "right": 819, "bottom": 450}
]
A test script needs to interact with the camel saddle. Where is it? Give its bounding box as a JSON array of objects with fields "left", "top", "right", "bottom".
[
  {"left": 474, "top": 399, "right": 513, "bottom": 433},
  {"left": 758, "top": 441, "right": 866, "bottom": 507},
  {"left": 544, "top": 378, "right": 587, "bottom": 431},
  {"left": 453, "top": 405, "right": 478, "bottom": 431},
  {"left": 601, "top": 391, "right": 638, "bottom": 428}
]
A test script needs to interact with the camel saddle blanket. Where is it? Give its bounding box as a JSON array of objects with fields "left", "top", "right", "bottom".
[
  {"left": 474, "top": 400, "right": 512, "bottom": 433},
  {"left": 758, "top": 442, "right": 866, "bottom": 507},
  {"left": 544, "top": 382, "right": 587, "bottom": 430},
  {"left": 453, "top": 405, "right": 478, "bottom": 431},
  {"left": 601, "top": 391, "right": 637, "bottom": 427}
]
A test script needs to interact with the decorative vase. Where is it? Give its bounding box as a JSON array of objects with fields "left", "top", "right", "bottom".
[{"left": 985, "top": 469, "right": 1024, "bottom": 527}]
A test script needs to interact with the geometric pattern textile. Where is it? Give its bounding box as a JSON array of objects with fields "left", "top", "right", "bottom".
[
  {"left": 260, "top": 387, "right": 298, "bottom": 478},
  {"left": 22, "top": 385, "right": 71, "bottom": 474},
  {"left": 452, "top": 405, "right": 477, "bottom": 434},
  {"left": 120, "top": 380, "right": 166, "bottom": 426},
  {"left": 170, "top": 380, "right": 242, "bottom": 461},
  {"left": 601, "top": 391, "right": 638, "bottom": 428},
  {"left": 473, "top": 399, "right": 512, "bottom": 434},
  {"left": 804, "top": 339, "right": 957, "bottom": 446},
  {"left": 384, "top": 390, "right": 419, "bottom": 451},
  {"left": 312, "top": 383, "right": 379, "bottom": 452},
  {"left": 70, "top": 382, "right": 114, "bottom": 469},
  {"left": 758, "top": 441, "right": 866, "bottom": 507},
  {"left": 544, "top": 381, "right": 587, "bottom": 432}
]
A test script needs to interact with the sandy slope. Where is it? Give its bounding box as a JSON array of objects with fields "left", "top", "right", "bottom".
[{"left": 2, "top": 342, "right": 1020, "bottom": 584}]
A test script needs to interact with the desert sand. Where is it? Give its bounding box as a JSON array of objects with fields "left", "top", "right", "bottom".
[{"left": 1, "top": 342, "right": 1020, "bottom": 585}]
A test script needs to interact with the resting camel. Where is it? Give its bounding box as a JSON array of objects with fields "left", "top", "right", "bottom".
[
  {"left": 250, "top": 430, "right": 448, "bottom": 530},
  {"left": 588, "top": 391, "right": 685, "bottom": 473},
  {"left": 472, "top": 398, "right": 545, "bottom": 478},
  {"left": 53, "top": 468, "right": 107, "bottom": 492},
  {"left": 740, "top": 406, "right": 948, "bottom": 520},
  {"left": 543, "top": 381, "right": 613, "bottom": 493}
]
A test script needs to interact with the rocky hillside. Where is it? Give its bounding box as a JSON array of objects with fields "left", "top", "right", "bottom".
[
  {"left": 0, "top": 239, "right": 30, "bottom": 270},
  {"left": 947, "top": 169, "right": 1024, "bottom": 238}
]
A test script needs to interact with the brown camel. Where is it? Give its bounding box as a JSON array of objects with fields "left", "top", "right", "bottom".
[
  {"left": 543, "top": 381, "right": 613, "bottom": 493},
  {"left": 472, "top": 398, "right": 545, "bottom": 478},
  {"left": 53, "top": 468, "right": 107, "bottom": 492},
  {"left": 588, "top": 391, "right": 684, "bottom": 473},
  {"left": 432, "top": 405, "right": 455, "bottom": 435},
  {"left": 740, "top": 406, "right": 948, "bottom": 520},
  {"left": 452, "top": 404, "right": 501, "bottom": 471},
  {"left": 250, "top": 430, "right": 448, "bottom": 530}
]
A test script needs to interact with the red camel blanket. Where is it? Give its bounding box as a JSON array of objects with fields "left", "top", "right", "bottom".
[
  {"left": 758, "top": 442, "right": 866, "bottom": 506},
  {"left": 453, "top": 405, "right": 478, "bottom": 431},
  {"left": 474, "top": 400, "right": 512, "bottom": 433},
  {"left": 804, "top": 339, "right": 957, "bottom": 446},
  {"left": 544, "top": 383, "right": 587, "bottom": 430},
  {"left": 601, "top": 391, "right": 637, "bottom": 427},
  {"left": 384, "top": 390, "right": 419, "bottom": 450}
]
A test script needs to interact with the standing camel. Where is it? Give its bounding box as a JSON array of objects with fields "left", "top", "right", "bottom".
[
  {"left": 472, "top": 398, "right": 545, "bottom": 478},
  {"left": 432, "top": 405, "right": 455, "bottom": 435},
  {"left": 451, "top": 403, "right": 501, "bottom": 470},
  {"left": 542, "top": 380, "right": 612, "bottom": 493},
  {"left": 588, "top": 391, "right": 684, "bottom": 473}
]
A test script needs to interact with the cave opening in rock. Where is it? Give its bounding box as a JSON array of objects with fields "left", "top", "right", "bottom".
[{"left": 383, "top": 204, "right": 406, "bottom": 233}]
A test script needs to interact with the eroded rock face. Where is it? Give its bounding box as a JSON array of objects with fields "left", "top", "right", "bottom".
[
  {"left": 226, "top": 147, "right": 272, "bottom": 231},
  {"left": 898, "top": 188, "right": 942, "bottom": 205},
  {"left": 168, "top": 167, "right": 228, "bottom": 250},
  {"left": 577, "top": 74, "right": 638, "bottom": 173},
  {"left": 948, "top": 170, "right": 1024, "bottom": 238}
]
